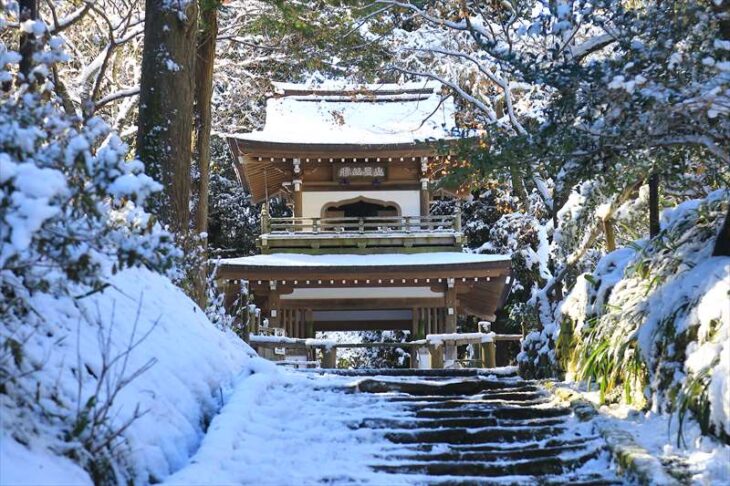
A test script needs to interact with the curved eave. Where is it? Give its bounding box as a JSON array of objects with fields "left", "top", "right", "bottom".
[
  {"left": 217, "top": 258, "right": 511, "bottom": 281},
  {"left": 227, "top": 136, "right": 461, "bottom": 159}
]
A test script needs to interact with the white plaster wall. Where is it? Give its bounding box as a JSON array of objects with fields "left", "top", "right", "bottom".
[{"left": 301, "top": 190, "right": 420, "bottom": 218}]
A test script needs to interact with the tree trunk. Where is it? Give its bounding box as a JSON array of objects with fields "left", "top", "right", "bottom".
[
  {"left": 649, "top": 173, "right": 660, "bottom": 238},
  {"left": 712, "top": 206, "right": 730, "bottom": 257},
  {"left": 18, "top": 0, "right": 38, "bottom": 80},
  {"left": 190, "top": 0, "right": 219, "bottom": 307},
  {"left": 509, "top": 166, "right": 529, "bottom": 210},
  {"left": 603, "top": 217, "right": 616, "bottom": 252},
  {"left": 711, "top": 0, "right": 730, "bottom": 257},
  {"left": 137, "top": 0, "right": 198, "bottom": 235}
]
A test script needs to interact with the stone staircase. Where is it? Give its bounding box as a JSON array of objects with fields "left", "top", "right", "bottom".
[{"left": 332, "top": 368, "right": 622, "bottom": 485}]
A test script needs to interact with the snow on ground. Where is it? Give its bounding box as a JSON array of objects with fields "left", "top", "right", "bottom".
[
  {"left": 0, "top": 434, "right": 92, "bottom": 486},
  {"left": 1, "top": 267, "right": 265, "bottom": 484},
  {"left": 164, "top": 369, "right": 411, "bottom": 485},
  {"left": 166, "top": 371, "right": 616, "bottom": 485},
  {"left": 562, "top": 384, "right": 730, "bottom": 484}
]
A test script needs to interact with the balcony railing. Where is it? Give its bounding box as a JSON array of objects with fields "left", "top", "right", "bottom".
[{"left": 262, "top": 214, "right": 461, "bottom": 235}]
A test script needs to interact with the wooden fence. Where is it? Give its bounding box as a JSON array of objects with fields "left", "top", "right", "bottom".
[
  {"left": 265, "top": 214, "right": 461, "bottom": 234},
  {"left": 248, "top": 333, "right": 523, "bottom": 369}
]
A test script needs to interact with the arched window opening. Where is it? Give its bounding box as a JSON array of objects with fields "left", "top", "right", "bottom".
[{"left": 323, "top": 197, "right": 400, "bottom": 219}]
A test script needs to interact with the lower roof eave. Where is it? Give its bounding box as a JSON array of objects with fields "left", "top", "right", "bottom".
[{"left": 216, "top": 252, "right": 512, "bottom": 281}]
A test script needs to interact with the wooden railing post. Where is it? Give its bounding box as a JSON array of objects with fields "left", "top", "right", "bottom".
[
  {"left": 358, "top": 217, "right": 364, "bottom": 233},
  {"left": 322, "top": 347, "right": 337, "bottom": 368},
  {"left": 480, "top": 341, "right": 496, "bottom": 368},
  {"left": 260, "top": 204, "right": 271, "bottom": 234},
  {"left": 312, "top": 218, "right": 319, "bottom": 233},
  {"left": 429, "top": 344, "right": 444, "bottom": 369},
  {"left": 454, "top": 208, "right": 462, "bottom": 232}
]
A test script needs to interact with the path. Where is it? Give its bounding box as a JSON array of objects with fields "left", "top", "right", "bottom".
[{"left": 165, "top": 365, "right": 621, "bottom": 485}]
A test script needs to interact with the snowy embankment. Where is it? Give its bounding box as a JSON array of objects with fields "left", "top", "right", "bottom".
[
  {"left": 1, "top": 267, "right": 264, "bottom": 485},
  {"left": 551, "top": 190, "right": 730, "bottom": 481}
]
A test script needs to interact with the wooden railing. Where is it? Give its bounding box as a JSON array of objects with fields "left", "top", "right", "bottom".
[
  {"left": 248, "top": 332, "right": 523, "bottom": 369},
  {"left": 263, "top": 214, "right": 461, "bottom": 234}
]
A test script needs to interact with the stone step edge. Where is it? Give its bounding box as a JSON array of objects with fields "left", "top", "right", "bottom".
[{"left": 552, "top": 387, "right": 679, "bottom": 486}]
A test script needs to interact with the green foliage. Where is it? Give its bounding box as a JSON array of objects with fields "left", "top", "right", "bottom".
[
  {"left": 245, "top": 0, "right": 387, "bottom": 79},
  {"left": 676, "top": 367, "right": 715, "bottom": 447},
  {"left": 558, "top": 192, "right": 729, "bottom": 443}
]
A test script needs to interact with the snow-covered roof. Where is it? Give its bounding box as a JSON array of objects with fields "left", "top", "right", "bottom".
[
  {"left": 231, "top": 82, "right": 457, "bottom": 146},
  {"left": 220, "top": 252, "right": 510, "bottom": 268}
]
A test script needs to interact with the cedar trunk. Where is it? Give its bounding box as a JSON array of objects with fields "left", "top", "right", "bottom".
[
  {"left": 18, "top": 0, "right": 38, "bottom": 80},
  {"left": 190, "top": 1, "right": 219, "bottom": 307},
  {"left": 712, "top": 207, "right": 730, "bottom": 257},
  {"left": 137, "top": 0, "right": 198, "bottom": 235},
  {"left": 649, "top": 173, "right": 660, "bottom": 238}
]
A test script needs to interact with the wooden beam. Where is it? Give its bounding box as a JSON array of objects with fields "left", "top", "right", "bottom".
[
  {"left": 280, "top": 298, "right": 444, "bottom": 310},
  {"left": 314, "top": 320, "right": 412, "bottom": 332},
  {"left": 303, "top": 182, "right": 421, "bottom": 191}
]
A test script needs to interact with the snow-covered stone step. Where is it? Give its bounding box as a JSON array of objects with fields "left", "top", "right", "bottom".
[
  {"left": 371, "top": 448, "right": 601, "bottom": 476},
  {"left": 356, "top": 377, "right": 532, "bottom": 395},
  {"left": 382, "top": 440, "right": 605, "bottom": 463},
  {"left": 413, "top": 405, "right": 572, "bottom": 420},
  {"left": 403, "top": 397, "right": 554, "bottom": 409},
  {"left": 310, "top": 367, "right": 520, "bottom": 378},
  {"left": 350, "top": 371, "right": 619, "bottom": 484},
  {"left": 415, "top": 472, "right": 623, "bottom": 485},
  {"left": 444, "top": 435, "right": 604, "bottom": 452},
  {"left": 387, "top": 389, "right": 547, "bottom": 402},
  {"left": 359, "top": 415, "right": 567, "bottom": 429},
  {"left": 383, "top": 424, "right": 569, "bottom": 444}
]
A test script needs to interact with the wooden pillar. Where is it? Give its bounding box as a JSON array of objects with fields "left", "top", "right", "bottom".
[
  {"left": 445, "top": 279, "right": 457, "bottom": 333},
  {"left": 410, "top": 308, "right": 419, "bottom": 368},
  {"left": 305, "top": 309, "right": 314, "bottom": 361},
  {"left": 305, "top": 309, "right": 314, "bottom": 338},
  {"left": 444, "top": 280, "right": 458, "bottom": 366},
  {"left": 268, "top": 281, "right": 280, "bottom": 330},
  {"left": 293, "top": 178, "right": 303, "bottom": 218},
  {"left": 420, "top": 156, "right": 430, "bottom": 216},
  {"left": 420, "top": 180, "right": 430, "bottom": 216}
]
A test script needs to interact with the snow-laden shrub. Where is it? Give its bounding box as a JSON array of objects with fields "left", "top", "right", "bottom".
[
  {"left": 0, "top": 17, "right": 182, "bottom": 483},
  {"left": 556, "top": 190, "right": 729, "bottom": 442},
  {"left": 0, "top": 37, "right": 178, "bottom": 324}
]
